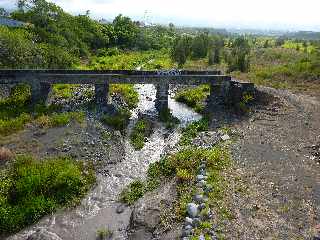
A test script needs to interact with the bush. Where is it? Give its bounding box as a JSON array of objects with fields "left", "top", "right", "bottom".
[
  {"left": 101, "top": 108, "right": 131, "bottom": 131},
  {"left": 159, "top": 108, "right": 180, "bottom": 129},
  {"left": 110, "top": 84, "right": 139, "bottom": 110},
  {"left": 0, "top": 113, "right": 31, "bottom": 136},
  {"left": 130, "top": 119, "right": 152, "bottom": 150},
  {"left": 35, "top": 112, "right": 85, "bottom": 128},
  {"left": 0, "top": 26, "right": 76, "bottom": 69},
  {"left": 0, "top": 155, "right": 95, "bottom": 234},
  {"left": 179, "top": 118, "right": 209, "bottom": 146},
  {"left": 175, "top": 85, "right": 210, "bottom": 113},
  {"left": 120, "top": 180, "right": 145, "bottom": 205}
]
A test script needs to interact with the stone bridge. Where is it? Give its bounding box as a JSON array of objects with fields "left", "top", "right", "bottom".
[{"left": 0, "top": 70, "right": 253, "bottom": 113}]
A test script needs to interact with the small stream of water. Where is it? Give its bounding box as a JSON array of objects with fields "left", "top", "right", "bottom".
[{"left": 9, "top": 84, "right": 201, "bottom": 240}]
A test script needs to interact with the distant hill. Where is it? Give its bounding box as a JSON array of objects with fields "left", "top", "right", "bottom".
[{"left": 282, "top": 31, "right": 320, "bottom": 40}]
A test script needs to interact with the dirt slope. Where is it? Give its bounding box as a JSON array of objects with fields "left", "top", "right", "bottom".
[{"left": 223, "top": 87, "right": 320, "bottom": 239}]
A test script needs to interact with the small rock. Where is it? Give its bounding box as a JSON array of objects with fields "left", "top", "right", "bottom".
[
  {"left": 116, "top": 204, "right": 126, "bottom": 214},
  {"left": 192, "top": 217, "right": 201, "bottom": 227},
  {"left": 187, "top": 203, "right": 198, "bottom": 218},
  {"left": 194, "top": 194, "right": 204, "bottom": 203},
  {"left": 198, "top": 203, "right": 206, "bottom": 211},
  {"left": 199, "top": 234, "right": 205, "bottom": 240},
  {"left": 184, "top": 225, "right": 192, "bottom": 231},
  {"left": 221, "top": 134, "right": 230, "bottom": 141},
  {"left": 185, "top": 217, "right": 193, "bottom": 226},
  {"left": 197, "top": 180, "right": 206, "bottom": 187},
  {"left": 182, "top": 229, "right": 192, "bottom": 237},
  {"left": 197, "top": 175, "right": 205, "bottom": 181}
]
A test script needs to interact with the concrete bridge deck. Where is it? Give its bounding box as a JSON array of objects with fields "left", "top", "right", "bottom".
[
  {"left": 0, "top": 69, "right": 246, "bottom": 113},
  {"left": 0, "top": 70, "right": 229, "bottom": 85}
]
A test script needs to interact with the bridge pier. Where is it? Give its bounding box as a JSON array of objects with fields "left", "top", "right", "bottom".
[
  {"left": 31, "top": 82, "right": 52, "bottom": 105},
  {"left": 155, "top": 83, "right": 169, "bottom": 113},
  {"left": 207, "top": 81, "right": 231, "bottom": 107},
  {"left": 95, "top": 82, "right": 109, "bottom": 107}
]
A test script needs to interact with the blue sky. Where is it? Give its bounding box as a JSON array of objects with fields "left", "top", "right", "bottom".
[{"left": 1, "top": 0, "right": 320, "bottom": 31}]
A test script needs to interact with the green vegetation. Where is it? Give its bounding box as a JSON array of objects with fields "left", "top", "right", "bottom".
[
  {"left": 175, "top": 85, "right": 210, "bottom": 113},
  {"left": 96, "top": 228, "right": 113, "bottom": 240},
  {"left": 120, "top": 180, "right": 145, "bottom": 205},
  {"left": 101, "top": 108, "right": 131, "bottom": 131},
  {"left": 35, "top": 111, "right": 85, "bottom": 128},
  {"left": 0, "top": 84, "right": 33, "bottom": 136},
  {"left": 179, "top": 118, "right": 209, "bottom": 146},
  {"left": 0, "top": 84, "right": 86, "bottom": 136},
  {"left": 159, "top": 108, "right": 180, "bottom": 129},
  {"left": 0, "top": 155, "right": 95, "bottom": 234},
  {"left": 130, "top": 119, "right": 152, "bottom": 150},
  {"left": 120, "top": 145, "right": 230, "bottom": 217},
  {"left": 0, "top": 26, "right": 76, "bottom": 69},
  {"left": 110, "top": 84, "right": 139, "bottom": 110},
  {"left": 89, "top": 49, "right": 174, "bottom": 70}
]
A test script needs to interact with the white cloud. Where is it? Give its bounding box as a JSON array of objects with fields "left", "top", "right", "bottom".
[{"left": 1, "top": 0, "right": 320, "bottom": 30}]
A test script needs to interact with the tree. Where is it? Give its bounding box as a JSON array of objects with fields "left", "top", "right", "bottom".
[
  {"left": 112, "top": 14, "right": 139, "bottom": 48},
  {"left": 227, "top": 37, "right": 251, "bottom": 72},
  {"left": 0, "top": 8, "right": 9, "bottom": 17},
  {"left": 209, "top": 36, "right": 224, "bottom": 64},
  {"left": 171, "top": 35, "right": 192, "bottom": 67},
  {"left": 191, "top": 32, "right": 209, "bottom": 59}
]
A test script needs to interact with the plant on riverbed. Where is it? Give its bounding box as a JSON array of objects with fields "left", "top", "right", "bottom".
[
  {"left": 179, "top": 118, "right": 209, "bottom": 146},
  {"left": 110, "top": 84, "right": 139, "bottom": 110},
  {"left": 35, "top": 111, "right": 85, "bottom": 128},
  {"left": 175, "top": 85, "right": 210, "bottom": 113},
  {"left": 0, "top": 155, "right": 95, "bottom": 234},
  {"left": 130, "top": 119, "right": 152, "bottom": 150},
  {"left": 120, "top": 180, "right": 145, "bottom": 205},
  {"left": 101, "top": 108, "right": 131, "bottom": 131},
  {"left": 96, "top": 228, "right": 113, "bottom": 240},
  {"left": 159, "top": 108, "right": 180, "bottom": 129}
]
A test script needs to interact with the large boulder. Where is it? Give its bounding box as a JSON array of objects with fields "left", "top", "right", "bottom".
[{"left": 128, "top": 180, "right": 179, "bottom": 240}]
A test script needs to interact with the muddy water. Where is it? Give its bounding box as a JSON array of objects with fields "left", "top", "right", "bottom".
[{"left": 8, "top": 84, "right": 201, "bottom": 240}]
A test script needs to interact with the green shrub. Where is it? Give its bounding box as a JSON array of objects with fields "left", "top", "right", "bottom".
[
  {"left": 120, "top": 180, "right": 145, "bottom": 205},
  {"left": 0, "top": 155, "right": 95, "bottom": 234},
  {"left": 179, "top": 118, "right": 209, "bottom": 146},
  {"left": 101, "top": 108, "right": 131, "bottom": 131},
  {"left": 35, "top": 112, "right": 85, "bottom": 128},
  {"left": 175, "top": 85, "right": 210, "bottom": 113},
  {"left": 110, "top": 84, "right": 139, "bottom": 110},
  {"left": 130, "top": 119, "right": 152, "bottom": 150},
  {"left": 159, "top": 108, "right": 180, "bottom": 129},
  {"left": 0, "top": 114, "right": 31, "bottom": 136}
]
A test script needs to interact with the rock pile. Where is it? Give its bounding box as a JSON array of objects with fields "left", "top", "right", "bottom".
[{"left": 182, "top": 161, "right": 217, "bottom": 240}]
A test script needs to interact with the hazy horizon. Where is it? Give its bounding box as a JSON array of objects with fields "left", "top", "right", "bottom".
[{"left": 1, "top": 0, "right": 320, "bottom": 31}]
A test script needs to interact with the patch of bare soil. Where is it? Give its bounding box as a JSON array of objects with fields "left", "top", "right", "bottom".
[{"left": 221, "top": 86, "right": 320, "bottom": 239}]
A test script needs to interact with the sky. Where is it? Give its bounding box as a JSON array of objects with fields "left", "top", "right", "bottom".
[{"left": 1, "top": 0, "right": 320, "bottom": 31}]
